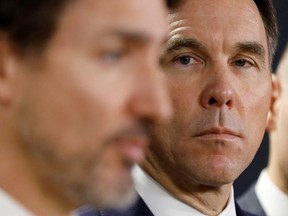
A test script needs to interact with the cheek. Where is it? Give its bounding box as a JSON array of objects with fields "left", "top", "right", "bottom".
[
  {"left": 276, "top": 99, "right": 288, "bottom": 151},
  {"left": 280, "top": 98, "right": 288, "bottom": 129},
  {"left": 149, "top": 122, "right": 178, "bottom": 165},
  {"left": 169, "top": 81, "right": 198, "bottom": 124},
  {"left": 54, "top": 75, "right": 132, "bottom": 149},
  {"left": 243, "top": 89, "right": 271, "bottom": 157}
]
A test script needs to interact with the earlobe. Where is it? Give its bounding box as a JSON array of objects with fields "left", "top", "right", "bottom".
[{"left": 266, "top": 74, "right": 281, "bottom": 132}]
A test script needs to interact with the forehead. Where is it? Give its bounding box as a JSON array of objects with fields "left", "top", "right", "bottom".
[
  {"left": 167, "top": 0, "right": 268, "bottom": 54},
  {"left": 53, "top": 0, "right": 167, "bottom": 43}
]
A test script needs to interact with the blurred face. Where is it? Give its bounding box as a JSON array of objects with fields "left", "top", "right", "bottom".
[
  {"left": 274, "top": 78, "right": 288, "bottom": 186},
  {"left": 269, "top": 65, "right": 288, "bottom": 190},
  {"left": 12, "top": 0, "right": 171, "bottom": 209},
  {"left": 145, "top": 0, "right": 274, "bottom": 189}
]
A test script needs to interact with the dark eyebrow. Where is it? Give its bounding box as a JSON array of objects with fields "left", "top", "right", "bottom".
[
  {"left": 98, "top": 29, "right": 154, "bottom": 46},
  {"left": 234, "top": 41, "right": 266, "bottom": 63},
  {"left": 165, "top": 37, "right": 206, "bottom": 53},
  {"left": 101, "top": 29, "right": 169, "bottom": 50},
  {"left": 111, "top": 30, "right": 152, "bottom": 44}
]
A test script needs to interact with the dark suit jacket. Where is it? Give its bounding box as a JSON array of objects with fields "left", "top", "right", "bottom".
[
  {"left": 79, "top": 195, "right": 258, "bottom": 216},
  {"left": 237, "top": 183, "right": 266, "bottom": 216}
]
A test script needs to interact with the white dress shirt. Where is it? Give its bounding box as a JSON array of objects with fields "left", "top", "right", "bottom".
[
  {"left": 255, "top": 169, "right": 288, "bottom": 216},
  {"left": 0, "top": 188, "right": 34, "bottom": 216},
  {"left": 132, "top": 166, "right": 236, "bottom": 216}
]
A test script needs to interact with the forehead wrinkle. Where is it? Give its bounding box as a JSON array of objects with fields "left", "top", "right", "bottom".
[
  {"left": 166, "top": 0, "right": 269, "bottom": 64},
  {"left": 165, "top": 37, "right": 206, "bottom": 53}
]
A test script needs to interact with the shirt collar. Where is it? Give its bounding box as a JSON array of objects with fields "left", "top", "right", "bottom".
[
  {"left": 0, "top": 188, "right": 34, "bottom": 216},
  {"left": 132, "top": 165, "right": 236, "bottom": 216},
  {"left": 256, "top": 169, "right": 288, "bottom": 216}
]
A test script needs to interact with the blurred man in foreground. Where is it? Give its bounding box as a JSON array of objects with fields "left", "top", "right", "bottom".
[{"left": 0, "top": 0, "right": 173, "bottom": 215}]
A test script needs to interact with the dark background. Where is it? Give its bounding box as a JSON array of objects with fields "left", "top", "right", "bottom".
[{"left": 234, "top": 0, "right": 288, "bottom": 197}]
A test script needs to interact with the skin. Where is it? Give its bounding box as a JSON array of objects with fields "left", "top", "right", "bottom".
[
  {"left": 0, "top": 0, "right": 172, "bottom": 215},
  {"left": 267, "top": 46, "right": 288, "bottom": 194},
  {"left": 142, "top": 0, "right": 277, "bottom": 215}
]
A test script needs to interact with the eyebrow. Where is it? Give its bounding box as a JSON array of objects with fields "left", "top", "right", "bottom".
[
  {"left": 233, "top": 41, "right": 266, "bottom": 63},
  {"left": 165, "top": 37, "right": 206, "bottom": 53},
  {"left": 100, "top": 29, "right": 163, "bottom": 46},
  {"left": 114, "top": 30, "right": 150, "bottom": 43}
]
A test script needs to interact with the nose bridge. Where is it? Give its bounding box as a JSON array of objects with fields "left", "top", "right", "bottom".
[
  {"left": 200, "top": 63, "right": 234, "bottom": 109},
  {"left": 129, "top": 57, "right": 172, "bottom": 123}
]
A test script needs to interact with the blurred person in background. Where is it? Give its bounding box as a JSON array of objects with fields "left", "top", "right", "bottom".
[{"left": 238, "top": 45, "right": 288, "bottom": 216}]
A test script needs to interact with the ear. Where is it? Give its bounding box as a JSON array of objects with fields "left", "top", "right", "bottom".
[
  {"left": 266, "top": 73, "right": 281, "bottom": 132},
  {"left": 0, "top": 36, "right": 17, "bottom": 105}
]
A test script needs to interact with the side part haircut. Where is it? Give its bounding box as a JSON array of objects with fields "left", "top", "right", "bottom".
[{"left": 254, "top": 0, "right": 279, "bottom": 63}]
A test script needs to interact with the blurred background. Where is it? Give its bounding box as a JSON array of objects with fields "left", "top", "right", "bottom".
[{"left": 234, "top": 0, "right": 288, "bottom": 197}]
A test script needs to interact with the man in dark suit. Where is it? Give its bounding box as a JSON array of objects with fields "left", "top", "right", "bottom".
[
  {"left": 238, "top": 45, "right": 288, "bottom": 216},
  {"left": 80, "top": 0, "right": 278, "bottom": 215},
  {"left": 80, "top": 196, "right": 257, "bottom": 216}
]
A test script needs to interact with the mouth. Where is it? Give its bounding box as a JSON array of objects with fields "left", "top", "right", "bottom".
[
  {"left": 193, "top": 127, "right": 241, "bottom": 141},
  {"left": 115, "top": 135, "right": 149, "bottom": 164}
]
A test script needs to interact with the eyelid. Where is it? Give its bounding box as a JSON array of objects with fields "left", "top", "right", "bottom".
[
  {"left": 97, "top": 47, "right": 128, "bottom": 67},
  {"left": 103, "top": 50, "right": 123, "bottom": 59},
  {"left": 172, "top": 53, "right": 203, "bottom": 64},
  {"left": 232, "top": 56, "right": 257, "bottom": 68}
]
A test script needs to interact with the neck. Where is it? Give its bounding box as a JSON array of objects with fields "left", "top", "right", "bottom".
[
  {"left": 0, "top": 133, "right": 74, "bottom": 216},
  {"left": 141, "top": 162, "right": 232, "bottom": 215}
]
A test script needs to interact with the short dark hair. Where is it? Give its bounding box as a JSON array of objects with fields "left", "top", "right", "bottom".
[
  {"left": 0, "top": 0, "right": 71, "bottom": 54},
  {"left": 254, "top": 0, "right": 279, "bottom": 64},
  {"left": 0, "top": 0, "right": 176, "bottom": 55}
]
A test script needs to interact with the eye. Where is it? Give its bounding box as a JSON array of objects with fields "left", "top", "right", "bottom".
[
  {"left": 175, "top": 55, "right": 199, "bottom": 66},
  {"left": 234, "top": 59, "right": 253, "bottom": 68},
  {"left": 179, "top": 56, "right": 192, "bottom": 65},
  {"left": 178, "top": 56, "right": 193, "bottom": 65},
  {"left": 160, "top": 52, "right": 204, "bottom": 72},
  {"left": 102, "top": 50, "right": 124, "bottom": 63}
]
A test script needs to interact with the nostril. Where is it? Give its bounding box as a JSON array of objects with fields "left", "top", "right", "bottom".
[
  {"left": 226, "top": 99, "right": 232, "bottom": 106},
  {"left": 209, "top": 97, "right": 217, "bottom": 105}
]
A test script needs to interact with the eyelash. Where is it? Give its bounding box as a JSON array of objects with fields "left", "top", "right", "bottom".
[
  {"left": 164, "top": 53, "right": 258, "bottom": 73},
  {"left": 232, "top": 58, "right": 255, "bottom": 69},
  {"left": 100, "top": 48, "right": 127, "bottom": 65},
  {"left": 173, "top": 55, "right": 201, "bottom": 66}
]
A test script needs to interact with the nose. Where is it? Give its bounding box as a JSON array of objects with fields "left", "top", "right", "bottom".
[
  {"left": 200, "top": 70, "right": 235, "bottom": 109},
  {"left": 128, "top": 59, "right": 172, "bottom": 123}
]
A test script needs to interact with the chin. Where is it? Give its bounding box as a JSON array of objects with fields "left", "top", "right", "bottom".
[
  {"left": 195, "top": 160, "right": 239, "bottom": 186},
  {"left": 86, "top": 184, "right": 137, "bottom": 210},
  {"left": 106, "top": 187, "right": 137, "bottom": 210}
]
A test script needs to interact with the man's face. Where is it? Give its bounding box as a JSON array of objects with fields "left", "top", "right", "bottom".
[
  {"left": 270, "top": 67, "right": 288, "bottom": 184},
  {"left": 275, "top": 78, "right": 288, "bottom": 184},
  {"left": 13, "top": 0, "right": 171, "bottom": 209},
  {"left": 146, "top": 0, "right": 274, "bottom": 188}
]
